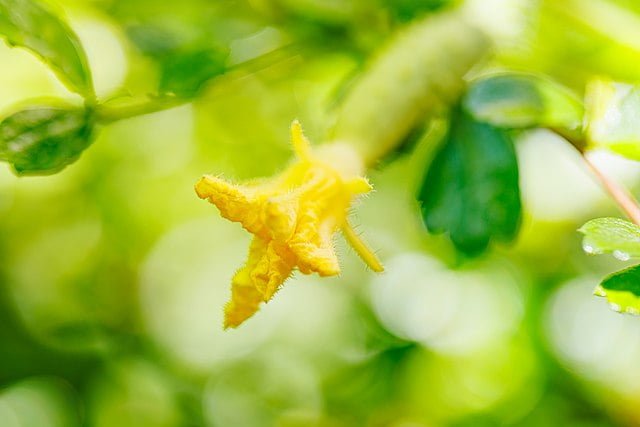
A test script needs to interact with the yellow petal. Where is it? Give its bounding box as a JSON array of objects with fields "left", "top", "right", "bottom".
[
  {"left": 346, "top": 176, "right": 373, "bottom": 195},
  {"left": 197, "top": 120, "right": 383, "bottom": 328},
  {"left": 262, "top": 194, "right": 298, "bottom": 241},
  {"left": 288, "top": 208, "right": 340, "bottom": 276},
  {"left": 195, "top": 175, "right": 261, "bottom": 234},
  {"left": 251, "top": 240, "right": 295, "bottom": 301},
  {"left": 224, "top": 237, "right": 269, "bottom": 329},
  {"left": 224, "top": 268, "right": 264, "bottom": 329}
]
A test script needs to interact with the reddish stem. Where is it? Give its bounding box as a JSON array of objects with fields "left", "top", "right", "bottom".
[{"left": 583, "top": 155, "right": 640, "bottom": 226}]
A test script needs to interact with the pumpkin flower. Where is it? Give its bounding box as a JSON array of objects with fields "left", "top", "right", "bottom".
[{"left": 195, "top": 120, "right": 383, "bottom": 328}]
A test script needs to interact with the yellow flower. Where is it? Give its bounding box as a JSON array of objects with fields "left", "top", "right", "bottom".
[{"left": 195, "top": 120, "right": 383, "bottom": 328}]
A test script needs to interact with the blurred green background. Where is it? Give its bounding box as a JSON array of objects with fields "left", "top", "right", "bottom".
[{"left": 3, "top": 0, "right": 640, "bottom": 426}]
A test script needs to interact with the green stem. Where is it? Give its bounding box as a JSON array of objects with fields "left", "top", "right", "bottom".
[
  {"left": 94, "top": 97, "right": 187, "bottom": 124},
  {"left": 91, "top": 45, "right": 299, "bottom": 125}
]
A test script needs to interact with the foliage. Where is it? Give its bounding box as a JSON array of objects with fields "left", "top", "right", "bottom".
[
  {"left": 0, "top": 0, "right": 93, "bottom": 96},
  {"left": 586, "top": 79, "right": 640, "bottom": 160},
  {"left": 3, "top": 0, "right": 640, "bottom": 426},
  {"left": 580, "top": 217, "right": 640, "bottom": 313},
  {"left": 463, "top": 73, "right": 583, "bottom": 129},
  {"left": 418, "top": 107, "right": 521, "bottom": 255},
  {"left": 579, "top": 217, "right": 640, "bottom": 258},
  {"left": 0, "top": 105, "right": 95, "bottom": 175}
]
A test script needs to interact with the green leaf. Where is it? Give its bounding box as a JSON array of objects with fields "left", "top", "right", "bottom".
[
  {"left": 582, "top": 217, "right": 640, "bottom": 315},
  {"left": 0, "top": 0, "right": 93, "bottom": 97},
  {"left": 578, "top": 217, "right": 640, "bottom": 260},
  {"left": 379, "top": 0, "right": 456, "bottom": 23},
  {"left": 595, "top": 265, "right": 640, "bottom": 315},
  {"left": 585, "top": 79, "right": 640, "bottom": 160},
  {"left": 463, "top": 73, "right": 583, "bottom": 129},
  {"left": 418, "top": 107, "right": 522, "bottom": 255},
  {"left": 158, "top": 47, "right": 227, "bottom": 98},
  {"left": 0, "top": 106, "right": 95, "bottom": 175}
]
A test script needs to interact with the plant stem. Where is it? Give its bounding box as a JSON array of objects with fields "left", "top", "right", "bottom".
[
  {"left": 583, "top": 154, "right": 640, "bottom": 226},
  {"left": 94, "top": 97, "right": 187, "bottom": 124},
  {"left": 551, "top": 127, "right": 640, "bottom": 226}
]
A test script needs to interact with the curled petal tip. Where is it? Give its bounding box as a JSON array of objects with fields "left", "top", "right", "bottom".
[
  {"left": 347, "top": 176, "right": 373, "bottom": 195},
  {"left": 315, "top": 262, "right": 341, "bottom": 277},
  {"left": 194, "top": 175, "right": 213, "bottom": 199},
  {"left": 290, "top": 119, "right": 312, "bottom": 161},
  {"left": 293, "top": 244, "right": 341, "bottom": 276},
  {"left": 223, "top": 308, "right": 248, "bottom": 329},
  {"left": 195, "top": 175, "right": 262, "bottom": 231},
  {"left": 224, "top": 267, "right": 263, "bottom": 329},
  {"left": 195, "top": 175, "right": 243, "bottom": 201},
  {"left": 223, "top": 304, "right": 254, "bottom": 329}
]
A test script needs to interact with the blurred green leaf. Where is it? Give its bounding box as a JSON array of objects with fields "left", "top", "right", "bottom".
[
  {"left": 0, "top": 106, "right": 95, "bottom": 175},
  {"left": 585, "top": 79, "right": 640, "bottom": 160},
  {"left": 124, "top": 21, "right": 229, "bottom": 99},
  {"left": 379, "top": 0, "right": 458, "bottom": 23},
  {"left": 126, "top": 25, "right": 183, "bottom": 58},
  {"left": 595, "top": 264, "right": 640, "bottom": 315},
  {"left": 464, "top": 73, "right": 583, "bottom": 129},
  {"left": 0, "top": 0, "right": 94, "bottom": 97},
  {"left": 418, "top": 108, "right": 521, "bottom": 255},
  {"left": 159, "top": 47, "right": 228, "bottom": 98},
  {"left": 579, "top": 217, "right": 640, "bottom": 259}
]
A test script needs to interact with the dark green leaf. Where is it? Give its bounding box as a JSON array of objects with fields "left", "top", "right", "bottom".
[
  {"left": 159, "top": 47, "right": 227, "bottom": 98},
  {"left": 595, "top": 264, "right": 640, "bottom": 315},
  {"left": 418, "top": 108, "right": 521, "bottom": 255},
  {"left": 0, "top": 0, "right": 93, "bottom": 96},
  {"left": 379, "top": 0, "right": 458, "bottom": 23},
  {"left": 0, "top": 106, "right": 95, "bottom": 175},
  {"left": 464, "top": 73, "right": 583, "bottom": 129},
  {"left": 601, "top": 265, "right": 640, "bottom": 294}
]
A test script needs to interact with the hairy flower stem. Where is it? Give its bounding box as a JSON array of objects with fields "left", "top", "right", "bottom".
[{"left": 341, "top": 220, "right": 384, "bottom": 273}]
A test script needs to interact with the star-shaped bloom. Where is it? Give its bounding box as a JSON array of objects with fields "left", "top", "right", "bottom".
[{"left": 195, "top": 120, "right": 383, "bottom": 328}]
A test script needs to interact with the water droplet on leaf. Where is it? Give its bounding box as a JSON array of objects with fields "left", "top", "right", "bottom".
[
  {"left": 613, "top": 250, "right": 631, "bottom": 261},
  {"left": 593, "top": 286, "right": 607, "bottom": 297},
  {"left": 582, "top": 239, "right": 601, "bottom": 255},
  {"left": 625, "top": 306, "right": 640, "bottom": 315}
]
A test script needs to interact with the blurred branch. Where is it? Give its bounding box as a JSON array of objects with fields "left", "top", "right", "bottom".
[
  {"left": 552, "top": 127, "right": 640, "bottom": 226},
  {"left": 225, "top": 44, "right": 300, "bottom": 76},
  {"left": 95, "top": 46, "right": 300, "bottom": 125},
  {"left": 553, "top": 0, "right": 640, "bottom": 53},
  {"left": 583, "top": 155, "right": 640, "bottom": 226},
  {"left": 95, "top": 96, "right": 187, "bottom": 124}
]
